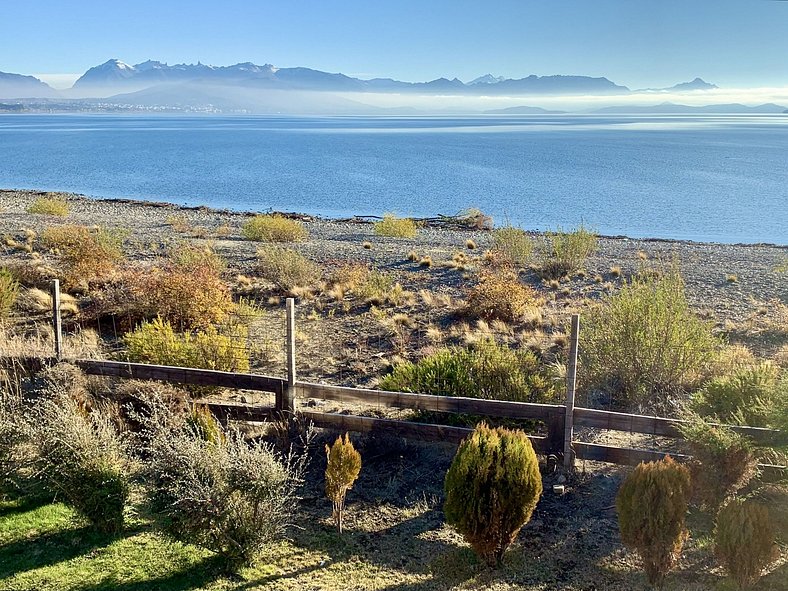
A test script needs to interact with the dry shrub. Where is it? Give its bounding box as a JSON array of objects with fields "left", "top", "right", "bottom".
[
  {"left": 616, "top": 456, "right": 691, "bottom": 588},
  {"left": 3, "top": 260, "right": 60, "bottom": 289},
  {"left": 491, "top": 226, "right": 533, "bottom": 266},
  {"left": 256, "top": 247, "right": 320, "bottom": 292},
  {"left": 27, "top": 196, "right": 69, "bottom": 216},
  {"left": 373, "top": 214, "right": 417, "bottom": 238},
  {"left": 715, "top": 498, "right": 779, "bottom": 590},
  {"left": 41, "top": 225, "right": 125, "bottom": 289},
  {"left": 0, "top": 392, "right": 34, "bottom": 495},
  {"left": 0, "top": 268, "right": 19, "bottom": 318},
  {"left": 242, "top": 214, "right": 308, "bottom": 242},
  {"left": 465, "top": 269, "right": 541, "bottom": 322},
  {"left": 537, "top": 224, "right": 598, "bottom": 279},
  {"left": 325, "top": 433, "right": 361, "bottom": 533},
  {"left": 112, "top": 379, "right": 191, "bottom": 434},
  {"left": 444, "top": 424, "right": 542, "bottom": 566}
]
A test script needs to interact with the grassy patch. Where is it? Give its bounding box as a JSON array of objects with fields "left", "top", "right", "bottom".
[
  {"left": 242, "top": 214, "right": 308, "bottom": 242},
  {"left": 26, "top": 197, "right": 69, "bottom": 217},
  {"left": 373, "top": 214, "right": 417, "bottom": 238}
]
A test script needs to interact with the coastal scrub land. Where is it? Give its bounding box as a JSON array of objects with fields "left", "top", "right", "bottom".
[{"left": 0, "top": 189, "right": 786, "bottom": 590}]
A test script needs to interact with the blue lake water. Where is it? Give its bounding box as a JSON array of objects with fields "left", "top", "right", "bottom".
[{"left": 1, "top": 113, "right": 786, "bottom": 244}]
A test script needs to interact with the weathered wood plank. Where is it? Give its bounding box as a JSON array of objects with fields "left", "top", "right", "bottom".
[
  {"left": 573, "top": 442, "right": 689, "bottom": 466},
  {"left": 296, "top": 381, "right": 562, "bottom": 420}
]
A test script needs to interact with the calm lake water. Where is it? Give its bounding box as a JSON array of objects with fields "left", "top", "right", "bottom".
[{"left": 1, "top": 113, "right": 786, "bottom": 244}]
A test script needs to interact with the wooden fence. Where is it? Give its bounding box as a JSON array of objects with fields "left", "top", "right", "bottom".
[{"left": 5, "top": 288, "right": 781, "bottom": 477}]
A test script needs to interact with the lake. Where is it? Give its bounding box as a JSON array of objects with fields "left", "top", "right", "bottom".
[{"left": 1, "top": 113, "right": 786, "bottom": 244}]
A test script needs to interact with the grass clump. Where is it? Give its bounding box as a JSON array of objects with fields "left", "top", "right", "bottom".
[
  {"left": 373, "top": 214, "right": 417, "bottom": 238},
  {"left": 41, "top": 225, "right": 125, "bottom": 288},
  {"left": 357, "top": 270, "right": 408, "bottom": 306},
  {"left": 325, "top": 433, "right": 361, "bottom": 534},
  {"left": 242, "top": 214, "right": 308, "bottom": 242},
  {"left": 256, "top": 246, "right": 321, "bottom": 292},
  {"left": 715, "top": 498, "right": 779, "bottom": 590},
  {"left": 444, "top": 423, "right": 542, "bottom": 567},
  {"left": 0, "top": 268, "right": 19, "bottom": 318},
  {"left": 537, "top": 224, "right": 598, "bottom": 279},
  {"left": 616, "top": 456, "right": 691, "bottom": 588},
  {"left": 580, "top": 267, "right": 720, "bottom": 409},
  {"left": 491, "top": 226, "right": 533, "bottom": 266},
  {"left": 125, "top": 317, "right": 250, "bottom": 374},
  {"left": 380, "top": 338, "right": 559, "bottom": 403},
  {"left": 464, "top": 269, "right": 541, "bottom": 322},
  {"left": 144, "top": 415, "right": 303, "bottom": 571},
  {"left": 26, "top": 196, "right": 69, "bottom": 216}
]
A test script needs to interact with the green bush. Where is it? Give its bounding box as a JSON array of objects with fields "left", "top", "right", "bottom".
[
  {"left": 242, "top": 214, "right": 308, "bottom": 242},
  {"left": 125, "top": 317, "right": 250, "bottom": 374},
  {"left": 444, "top": 423, "right": 542, "bottom": 566},
  {"left": 491, "top": 226, "right": 533, "bottom": 266},
  {"left": 145, "top": 419, "right": 302, "bottom": 570},
  {"left": 678, "top": 414, "right": 757, "bottom": 509},
  {"left": 380, "top": 339, "right": 559, "bottom": 403},
  {"left": 0, "top": 268, "right": 19, "bottom": 318},
  {"left": 616, "top": 456, "right": 691, "bottom": 588},
  {"left": 537, "top": 224, "right": 598, "bottom": 279},
  {"left": 581, "top": 267, "right": 720, "bottom": 408},
  {"left": 27, "top": 196, "right": 69, "bottom": 216},
  {"left": 256, "top": 246, "right": 320, "bottom": 292},
  {"left": 373, "top": 214, "right": 417, "bottom": 238},
  {"left": 356, "top": 270, "right": 407, "bottom": 306},
  {"left": 34, "top": 398, "right": 129, "bottom": 533},
  {"left": 715, "top": 498, "right": 779, "bottom": 590}
]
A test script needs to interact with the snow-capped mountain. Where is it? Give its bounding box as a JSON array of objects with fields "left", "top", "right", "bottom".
[{"left": 469, "top": 74, "right": 506, "bottom": 85}]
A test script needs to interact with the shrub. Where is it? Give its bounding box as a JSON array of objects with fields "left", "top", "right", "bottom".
[
  {"left": 256, "top": 247, "right": 320, "bottom": 292},
  {"left": 34, "top": 398, "right": 129, "bottom": 533},
  {"left": 464, "top": 269, "right": 541, "bottom": 322},
  {"left": 373, "top": 214, "right": 417, "bottom": 238},
  {"left": 357, "top": 270, "right": 408, "bottom": 306},
  {"left": 616, "top": 456, "right": 691, "bottom": 587},
  {"left": 186, "top": 404, "right": 227, "bottom": 446},
  {"left": 491, "top": 226, "right": 533, "bottom": 266},
  {"left": 537, "top": 224, "right": 597, "bottom": 279},
  {"left": 145, "top": 420, "right": 302, "bottom": 570},
  {"left": 41, "top": 225, "right": 125, "bottom": 288},
  {"left": 125, "top": 317, "right": 250, "bottom": 374},
  {"left": 580, "top": 268, "right": 720, "bottom": 409},
  {"left": 678, "top": 415, "right": 757, "bottom": 508},
  {"left": 0, "top": 394, "right": 33, "bottom": 495},
  {"left": 715, "top": 498, "right": 779, "bottom": 589},
  {"left": 27, "top": 196, "right": 69, "bottom": 216},
  {"left": 325, "top": 433, "right": 361, "bottom": 533},
  {"left": 0, "top": 268, "right": 19, "bottom": 318},
  {"left": 381, "top": 339, "right": 559, "bottom": 403},
  {"left": 444, "top": 424, "right": 542, "bottom": 566},
  {"left": 242, "top": 214, "right": 308, "bottom": 242}
]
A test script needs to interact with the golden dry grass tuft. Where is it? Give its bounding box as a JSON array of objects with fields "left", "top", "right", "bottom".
[
  {"left": 242, "top": 214, "right": 308, "bottom": 242},
  {"left": 26, "top": 197, "right": 69, "bottom": 216},
  {"left": 373, "top": 214, "right": 417, "bottom": 238}
]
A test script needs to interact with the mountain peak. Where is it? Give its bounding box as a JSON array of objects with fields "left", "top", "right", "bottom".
[
  {"left": 668, "top": 78, "right": 718, "bottom": 91},
  {"left": 469, "top": 74, "right": 505, "bottom": 85}
]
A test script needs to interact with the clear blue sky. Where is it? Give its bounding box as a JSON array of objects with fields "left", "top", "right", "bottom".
[{"left": 3, "top": 0, "right": 787, "bottom": 88}]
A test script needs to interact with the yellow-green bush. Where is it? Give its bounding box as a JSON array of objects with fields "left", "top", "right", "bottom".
[
  {"left": 325, "top": 433, "right": 361, "bottom": 533},
  {"left": 0, "top": 268, "right": 19, "bottom": 318},
  {"left": 464, "top": 269, "right": 541, "bottom": 322},
  {"left": 41, "top": 225, "right": 125, "bottom": 288},
  {"left": 444, "top": 424, "right": 542, "bottom": 566},
  {"left": 125, "top": 317, "right": 249, "bottom": 373},
  {"left": 242, "top": 214, "right": 308, "bottom": 242},
  {"left": 537, "top": 224, "right": 597, "bottom": 279},
  {"left": 27, "top": 196, "right": 69, "bottom": 216},
  {"left": 581, "top": 268, "right": 720, "bottom": 408},
  {"left": 616, "top": 456, "right": 691, "bottom": 587},
  {"left": 186, "top": 404, "right": 227, "bottom": 446},
  {"left": 715, "top": 498, "right": 779, "bottom": 590},
  {"left": 357, "top": 270, "right": 407, "bottom": 306},
  {"left": 491, "top": 226, "right": 533, "bottom": 266},
  {"left": 256, "top": 246, "right": 320, "bottom": 292},
  {"left": 373, "top": 214, "right": 417, "bottom": 238}
]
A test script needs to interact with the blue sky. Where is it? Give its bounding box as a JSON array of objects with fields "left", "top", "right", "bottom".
[{"left": 3, "top": 0, "right": 788, "bottom": 89}]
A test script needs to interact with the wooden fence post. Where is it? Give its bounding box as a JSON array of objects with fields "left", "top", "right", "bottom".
[
  {"left": 563, "top": 314, "right": 580, "bottom": 471},
  {"left": 51, "top": 279, "right": 63, "bottom": 360},
  {"left": 280, "top": 297, "right": 296, "bottom": 414}
]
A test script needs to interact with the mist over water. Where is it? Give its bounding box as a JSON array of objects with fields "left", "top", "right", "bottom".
[{"left": 0, "top": 114, "right": 786, "bottom": 244}]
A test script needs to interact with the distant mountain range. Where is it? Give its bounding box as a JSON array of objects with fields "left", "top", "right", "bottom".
[
  {"left": 0, "top": 71, "right": 58, "bottom": 98},
  {"left": 590, "top": 102, "right": 786, "bottom": 114}
]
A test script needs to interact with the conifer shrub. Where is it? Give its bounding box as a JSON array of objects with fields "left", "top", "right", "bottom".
[
  {"left": 444, "top": 423, "right": 542, "bottom": 566},
  {"left": 715, "top": 498, "right": 779, "bottom": 590},
  {"left": 581, "top": 267, "right": 719, "bottom": 408},
  {"left": 0, "top": 268, "right": 19, "bottom": 318},
  {"left": 616, "top": 456, "right": 691, "bottom": 587},
  {"left": 491, "top": 226, "right": 533, "bottom": 266},
  {"left": 41, "top": 225, "right": 125, "bottom": 288},
  {"left": 325, "top": 433, "right": 361, "bottom": 533},
  {"left": 256, "top": 246, "right": 321, "bottom": 292},
  {"left": 242, "top": 214, "right": 308, "bottom": 242},
  {"left": 380, "top": 338, "right": 559, "bottom": 403},
  {"left": 537, "top": 224, "right": 598, "bottom": 279},
  {"left": 373, "top": 213, "right": 417, "bottom": 238},
  {"left": 144, "top": 419, "right": 303, "bottom": 571},
  {"left": 464, "top": 269, "right": 541, "bottom": 322},
  {"left": 186, "top": 404, "right": 227, "bottom": 446},
  {"left": 27, "top": 196, "right": 70, "bottom": 216},
  {"left": 34, "top": 398, "right": 129, "bottom": 533}
]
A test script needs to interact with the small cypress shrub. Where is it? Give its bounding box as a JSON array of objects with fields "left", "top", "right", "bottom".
[
  {"left": 715, "top": 498, "right": 779, "bottom": 590},
  {"left": 616, "top": 456, "right": 691, "bottom": 587},
  {"left": 0, "top": 268, "right": 19, "bottom": 318},
  {"left": 444, "top": 424, "right": 542, "bottom": 566},
  {"left": 186, "top": 404, "right": 227, "bottom": 446},
  {"left": 325, "top": 433, "right": 361, "bottom": 533}
]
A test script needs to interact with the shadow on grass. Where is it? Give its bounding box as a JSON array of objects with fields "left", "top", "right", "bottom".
[
  {"left": 0, "top": 524, "right": 132, "bottom": 579},
  {"left": 0, "top": 494, "right": 52, "bottom": 519}
]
